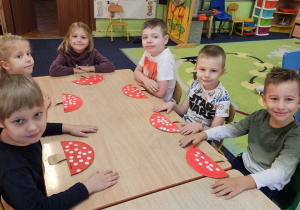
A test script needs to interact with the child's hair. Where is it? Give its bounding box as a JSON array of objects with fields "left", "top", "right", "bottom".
[
  {"left": 0, "top": 35, "right": 30, "bottom": 77},
  {"left": 57, "top": 22, "right": 94, "bottom": 53},
  {"left": 264, "top": 66, "right": 300, "bottom": 95},
  {"left": 0, "top": 74, "right": 44, "bottom": 122},
  {"left": 197, "top": 45, "right": 226, "bottom": 69},
  {"left": 142, "top": 18, "right": 167, "bottom": 36}
]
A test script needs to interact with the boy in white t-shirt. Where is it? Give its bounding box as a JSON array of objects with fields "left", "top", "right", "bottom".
[
  {"left": 134, "top": 18, "right": 175, "bottom": 102},
  {"left": 153, "top": 45, "right": 230, "bottom": 135}
]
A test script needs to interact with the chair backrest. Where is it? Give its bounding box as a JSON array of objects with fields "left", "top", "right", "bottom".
[
  {"left": 227, "top": 3, "right": 238, "bottom": 18},
  {"left": 173, "top": 80, "right": 182, "bottom": 104},
  {"left": 209, "top": 0, "right": 226, "bottom": 12},
  {"left": 273, "top": 163, "right": 300, "bottom": 210},
  {"left": 225, "top": 103, "right": 235, "bottom": 124},
  {"left": 108, "top": 4, "right": 123, "bottom": 13},
  {"left": 282, "top": 50, "right": 300, "bottom": 74}
]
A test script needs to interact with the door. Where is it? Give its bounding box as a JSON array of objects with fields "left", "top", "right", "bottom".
[
  {"left": 56, "top": 0, "right": 95, "bottom": 36},
  {"left": 2, "top": 0, "right": 37, "bottom": 35}
]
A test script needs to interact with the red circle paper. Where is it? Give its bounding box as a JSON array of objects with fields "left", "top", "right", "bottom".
[{"left": 62, "top": 94, "right": 83, "bottom": 113}]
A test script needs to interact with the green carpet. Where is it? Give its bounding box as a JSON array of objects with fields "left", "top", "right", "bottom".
[{"left": 121, "top": 39, "right": 299, "bottom": 156}]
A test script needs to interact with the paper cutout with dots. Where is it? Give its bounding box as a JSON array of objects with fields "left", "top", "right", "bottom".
[
  {"left": 62, "top": 94, "right": 83, "bottom": 113},
  {"left": 61, "top": 141, "right": 94, "bottom": 175},
  {"left": 186, "top": 145, "right": 229, "bottom": 178},
  {"left": 150, "top": 112, "right": 179, "bottom": 133},
  {"left": 73, "top": 74, "right": 103, "bottom": 85},
  {"left": 122, "top": 84, "right": 148, "bottom": 99}
]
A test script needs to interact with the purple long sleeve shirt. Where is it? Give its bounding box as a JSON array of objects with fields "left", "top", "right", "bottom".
[{"left": 49, "top": 48, "right": 115, "bottom": 77}]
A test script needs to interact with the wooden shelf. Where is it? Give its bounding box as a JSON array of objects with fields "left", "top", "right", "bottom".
[{"left": 274, "top": 11, "right": 297, "bottom": 15}]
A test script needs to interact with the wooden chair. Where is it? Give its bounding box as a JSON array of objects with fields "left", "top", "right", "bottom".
[
  {"left": 105, "top": 4, "right": 129, "bottom": 42},
  {"left": 217, "top": 103, "right": 235, "bottom": 155},
  {"left": 172, "top": 80, "right": 182, "bottom": 104},
  {"left": 273, "top": 163, "right": 300, "bottom": 210}
]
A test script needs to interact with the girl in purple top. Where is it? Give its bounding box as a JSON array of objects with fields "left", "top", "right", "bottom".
[{"left": 50, "top": 22, "right": 115, "bottom": 77}]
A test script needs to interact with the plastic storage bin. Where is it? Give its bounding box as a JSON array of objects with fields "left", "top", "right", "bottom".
[
  {"left": 260, "top": 17, "right": 273, "bottom": 26},
  {"left": 257, "top": 0, "right": 278, "bottom": 9},
  {"left": 257, "top": 25, "right": 271, "bottom": 35},
  {"left": 254, "top": 8, "right": 275, "bottom": 18}
]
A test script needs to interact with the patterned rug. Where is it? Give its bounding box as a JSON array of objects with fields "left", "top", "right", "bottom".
[{"left": 121, "top": 39, "right": 300, "bottom": 156}]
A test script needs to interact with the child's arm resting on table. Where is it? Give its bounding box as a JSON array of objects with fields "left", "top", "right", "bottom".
[
  {"left": 49, "top": 53, "right": 76, "bottom": 77},
  {"left": 62, "top": 124, "right": 98, "bottom": 137},
  {"left": 211, "top": 175, "right": 257, "bottom": 200},
  {"left": 178, "top": 131, "right": 208, "bottom": 148},
  {"left": 134, "top": 64, "right": 158, "bottom": 92}
]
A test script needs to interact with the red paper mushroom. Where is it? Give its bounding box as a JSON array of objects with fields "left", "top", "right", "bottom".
[
  {"left": 122, "top": 84, "right": 147, "bottom": 99},
  {"left": 73, "top": 74, "right": 103, "bottom": 85},
  {"left": 150, "top": 112, "right": 179, "bottom": 133},
  {"left": 62, "top": 94, "right": 83, "bottom": 113},
  {"left": 61, "top": 141, "right": 94, "bottom": 175},
  {"left": 186, "top": 145, "right": 229, "bottom": 178}
]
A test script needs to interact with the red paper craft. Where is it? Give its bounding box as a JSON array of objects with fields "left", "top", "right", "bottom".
[
  {"left": 62, "top": 94, "right": 83, "bottom": 113},
  {"left": 61, "top": 141, "right": 94, "bottom": 175},
  {"left": 150, "top": 112, "right": 179, "bottom": 133},
  {"left": 122, "top": 84, "right": 147, "bottom": 99},
  {"left": 186, "top": 145, "right": 229, "bottom": 178},
  {"left": 72, "top": 74, "right": 103, "bottom": 85}
]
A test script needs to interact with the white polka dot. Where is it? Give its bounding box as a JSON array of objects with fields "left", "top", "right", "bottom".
[
  {"left": 69, "top": 159, "right": 73, "bottom": 162},
  {"left": 74, "top": 144, "right": 78, "bottom": 146},
  {"left": 69, "top": 156, "right": 73, "bottom": 159},
  {"left": 195, "top": 158, "right": 199, "bottom": 161},
  {"left": 79, "top": 159, "right": 83, "bottom": 162},
  {"left": 196, "top": 152, "right": 200, "bottom": 155},
  {"left": 85, "top": 162, "right": 89, "bottom": 165},
  {"left": 74, "top": 148, "right": 78, "bottom": 151},
  {"left": 77, "top": 155, "right": 81, "bottom": 158},
  {"left": 206, "top": 166, "right": 210, "bottom": 169},
  {"left": 209, "top": 168, "right": 213, "bottom": 171},
  {"left": 74, "top": 163, "right": 78, "bottom": 166},
  {"left": 204, "top": 161, "right": 208, "bottom": 164},
  {"left": 65, "top": 149, "right": 69, "bottom": 152},
  {"left": 195, "top": 154, "right": 198, "bottom": 157},
  {"left": 65, "top": 145, "right": 69, "bottom": 148},
  {"left": 216, "top": 168, "right": 220, "bottom": 171},
  {"left": 88, "top": 151, "right": 92, "bottom": 153},
  {"left": 198, "top": 162, "right": 203, "bottom": 165},
  {"left": 201, "top": 156, "right": 204, "bottom": 159},
  {"left": 209, "top": 164, "right": 213, "bottom": 167},
  {"left": 87, "top": 157, "right": 91, "bottom": 160},
  {"left": 76, "top": 169, "right": 81, "bottom": 172},
  {"left": 78, "top": 151, "right": 82, "bottom": 154},
  {"left": 83, "top": 147, "right": 87, "bottom": 149},
  {"left": 83, "top": 153, "right": 87, "bottom": 155},
  {"left": 152, "top": 123, "right": 155, "bottom": 125},
  {"left": 70, "top": 151, "right": 73, "bottom": 154},
  {"left": 69, "top": 142, "right": 73, "bottom": 145}
]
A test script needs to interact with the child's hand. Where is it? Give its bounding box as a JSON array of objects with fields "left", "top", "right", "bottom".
[
  {"left": 73, "top": 68, "right": 87, "bottom": 74},
  {"left": 63, "top": 124, "right": 98, "bottom": 137},
  {"left": 211, "top": 176, "right": 256, "bottom": 200},
  {"left": 43, "top": 92, "right": 51, "bottom": 109},
  {"left": 77, "top": 66, "right": 95, "bottom": 72},
  {"left": 179, "top": 122, "right": 203, "bottom": 136},
  {"left": 143, "top": 78, "right": 159, "bottom": 92},
  {"left": 153, "top": 102, "right": 175, "bottom": 114},
  {"left": 82, "top": 170, "right": 119, "bottom": 194},
  {"left": 178, "top": 132, "right": 207, "bottom": 148}
]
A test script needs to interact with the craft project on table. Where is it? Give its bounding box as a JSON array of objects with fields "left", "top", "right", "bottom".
[
  {"left": 72, "top": 74, "right": 103, "bottom": 85},
  {"left": 122, "top": 84, "right": 148, "bottom": 99},
  {"left": 150, "top": 112, "right": 180, "bottom": 133},
  {"left": 48, "top": 141, "right": 94, "bottom": 175},
  {"left": 186, "top": 145, "right": 229, "bottom": 178},
  {"left": 62, "top": 94, "right": 83, "bottom": 113}
]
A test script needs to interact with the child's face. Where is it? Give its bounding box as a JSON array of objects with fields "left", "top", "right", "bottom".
[
  {"left": 0, "top": 41, "right": 34, "bottom": 75},
  {"left": 69, "top": 28, "right": 89, "bottom": 54},
  {"left": 195, "top": 56, "right": 225, "bottom": 90},
  {"left": 0, "top": 106, "right": 47, "bottom": 146},
  {"left": 262, "top": 81, "right": 300, "bottom": 128},
  {"left": 142, "top": 26, "right": 168, "bottom": 57}
]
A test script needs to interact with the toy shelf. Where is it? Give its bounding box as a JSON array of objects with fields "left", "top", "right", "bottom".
[{"left": 269, "top": 0, "right": 300, "bottom": 33}]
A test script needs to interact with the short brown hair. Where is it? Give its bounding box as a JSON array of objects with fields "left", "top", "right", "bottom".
[
  {"left": 197, "top": 45, "right": 226, "bottom": 68},
  {"left": 0, "top": 74, "right": 44, "bottom": 122},
  {"left": 0, "top": 35, "right": 30, "bottom": 77},
  {"left": 264, "top": 66, "right": 300, "bottom": 95},
  {"left": 142, "top": 18, "right": 167, "bottom": 36},
  {"left": 58, "top": 22, "right": 94, "bottom": 53}
]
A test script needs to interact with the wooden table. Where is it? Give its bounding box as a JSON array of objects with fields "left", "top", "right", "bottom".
[
  {"left": 106, "top": 170, "right": 280, "bottom": 210},
  {"left": 35, "top": 70, "right": 231, "bottom": 209}
]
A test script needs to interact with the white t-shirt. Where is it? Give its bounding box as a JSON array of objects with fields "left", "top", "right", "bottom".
[
  {"left": 183, "top": 80, "right": 230, "bottom": 127},
  {"left": 139, "top": 48, "right": 175, "bottom": 102}
]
